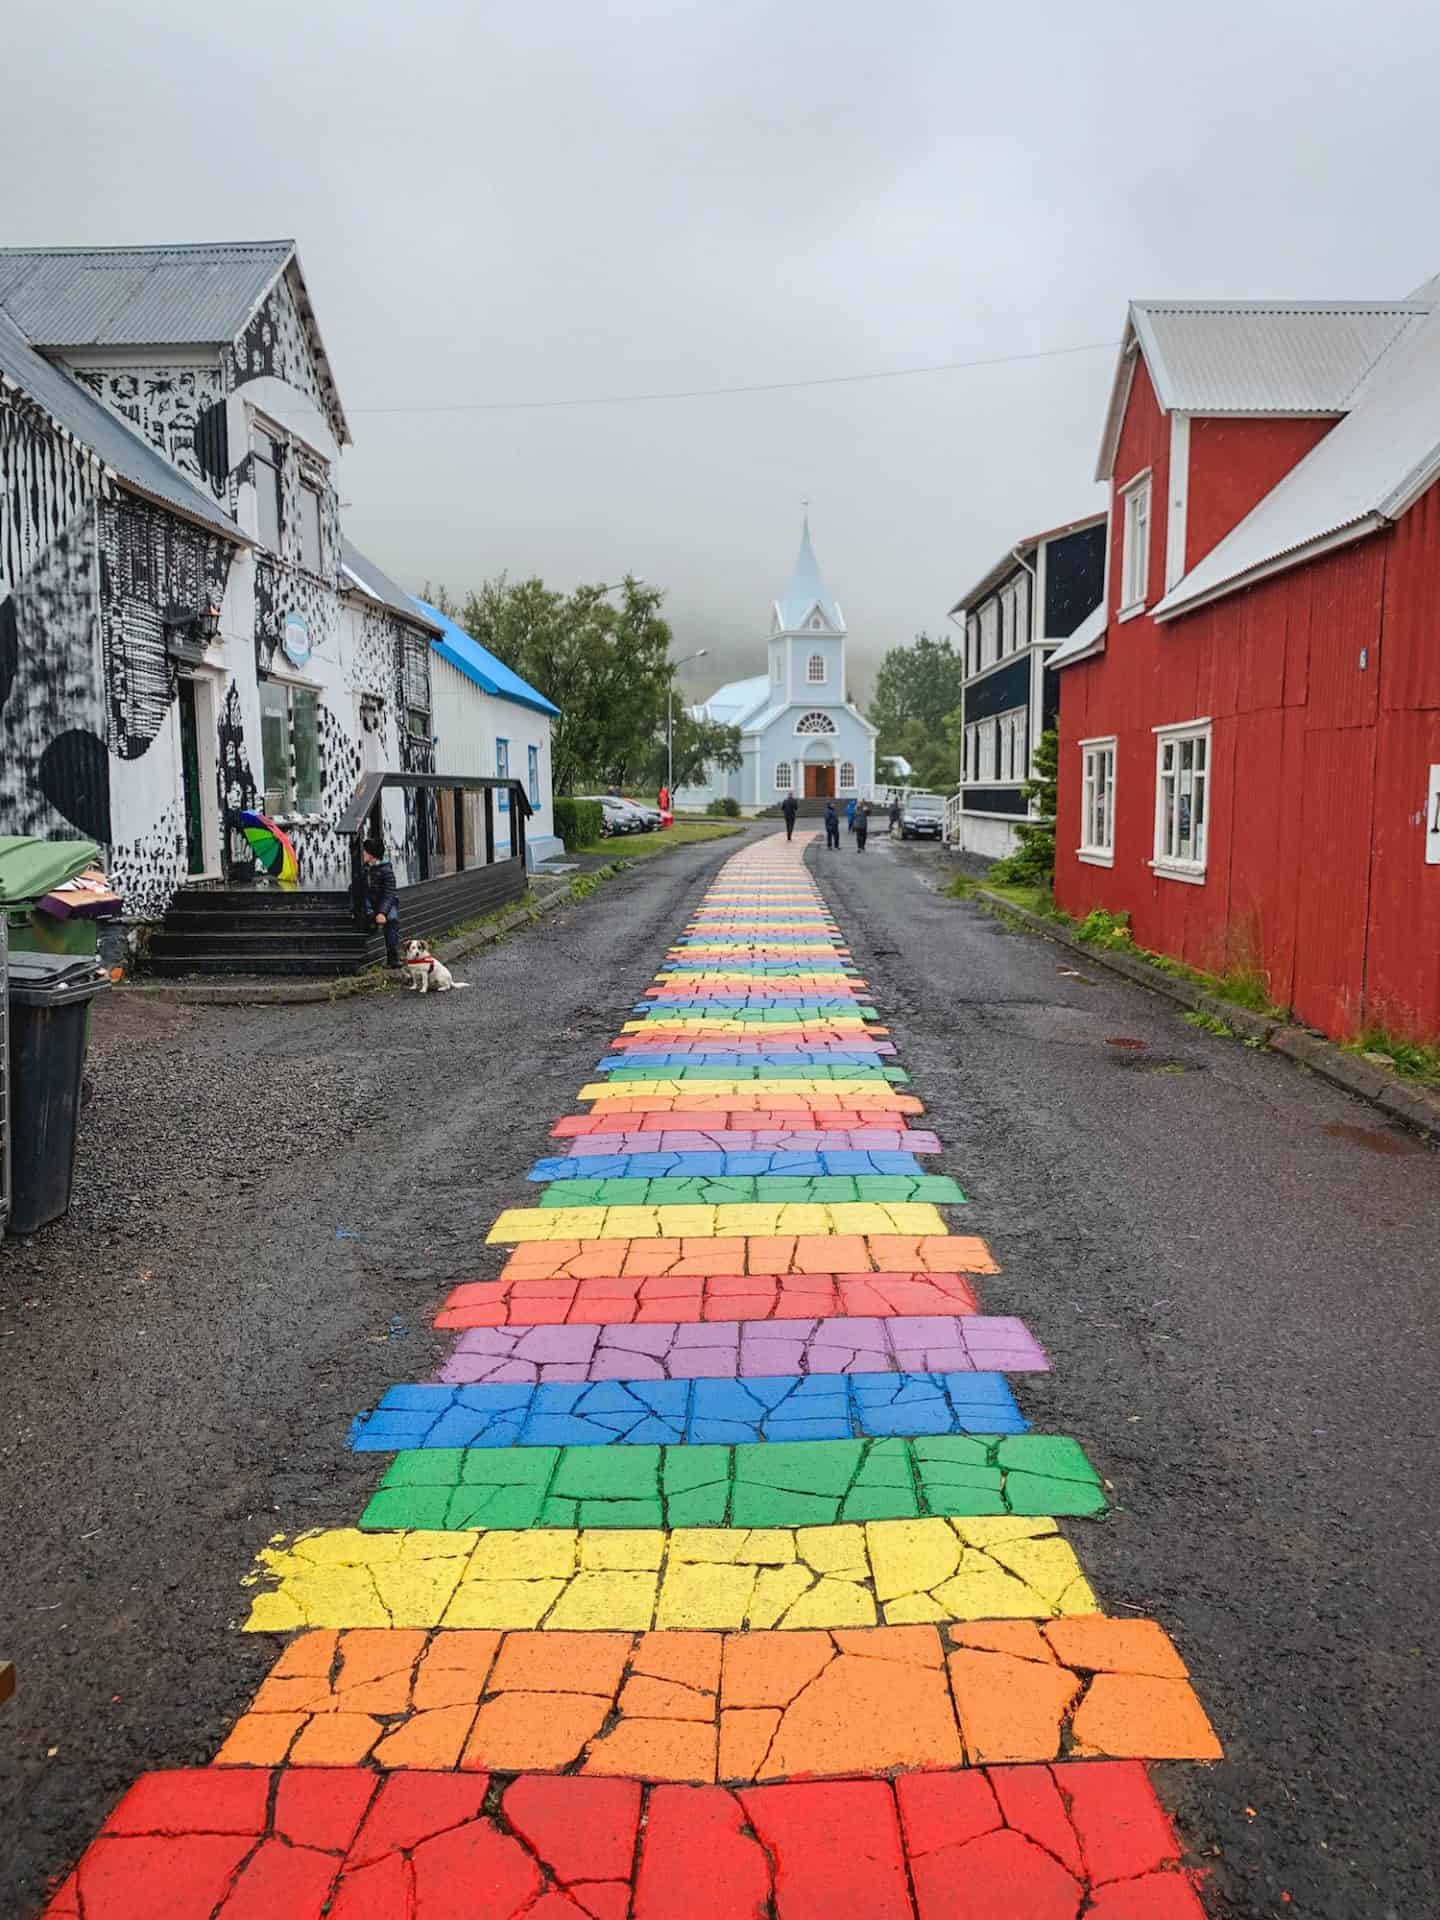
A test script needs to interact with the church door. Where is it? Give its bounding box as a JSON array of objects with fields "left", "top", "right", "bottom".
[{"left": 804, "top": 763, "right": 835, "bottom": 799}]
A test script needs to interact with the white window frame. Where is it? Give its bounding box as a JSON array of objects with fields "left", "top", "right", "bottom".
[
  {"left": 965, "top": 614, "right": 979, "bottom": 677},
  {"left": 839, "top": 760, "right": 857, "bottom": 790},
  {"left": 251, "top": 423, "right": 283, "bottom": 553},
  {"left": 1078, "top": 735, "right": 1116, "bottom": 866},
  {"left": 775, "top": 760, "right": 793, "bottom": 791},
  {"left": 979, "top": 599, "right": 999, "bottom": 668},
  {"left": 807, "top": 652, "right": 826, "bottom": 684},
  {"left": 1119, "top": 471, "right": 1152, "bottom": 620},
  {"left": 794, "top": 710, "right": 837, "bottom": 735},
  {"left": 1151, "top": 719, "right": 1210, "bottom": 882}
]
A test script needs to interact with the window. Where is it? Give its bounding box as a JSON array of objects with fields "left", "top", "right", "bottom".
[
  {"left": 1012, "top": 572, "right": 1030, "bottom": 649},
  {"left": 795, "top": 711, "right": 837, "bottom": 734},
  {"left": 775, "top": 761, "right": 793, "bottom": 791},
  {"left": 979, "top": 600, "right": 998, "bottom": 668},
  {"left": 528, "top": 743, "right": 540, "bottom": 807},
  {"left": 839, "top": 760, "right": 856, "bottom": 790},
  {"left": 1079, "top": 737, "right": 1116, "bottom": 863},
  {"left": 496, "top": 737, "right": 510, "bottom": 812},
  {"left": 1121, "top": 474, "right": 1152, "bottom": 615},
  {"left": 253, "top": 429, "right": 282, "bottom": 552},
  {"left": 773, "top": 653, "right": 782, "bottom": 683},
  {"left": 259, "top": 680, "right": 321, "bottom": 816},
  {"left": 298, "top": 481, "right": 323, "bottom": 574},
  {"left": 1153, "top": 721, "right": 1209, "bottom": 877},
  {"left": 807, "top": 652, "right": 825, "bottom": 684},
  {"left": 965, "top": 614, "right": 979, "bottom": 677}
]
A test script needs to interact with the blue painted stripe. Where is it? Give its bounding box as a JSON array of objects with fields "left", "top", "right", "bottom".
[
  {"left": 528, "top": 1150, "right": 928, "bottom": 1180},
  {"left": 350, "top": 1371, "right": 1027, "bottom": 1451}
]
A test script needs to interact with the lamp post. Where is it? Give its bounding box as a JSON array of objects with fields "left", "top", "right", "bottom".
[{"left": 667, "top": 648, "right": 708, "bottom": 799}]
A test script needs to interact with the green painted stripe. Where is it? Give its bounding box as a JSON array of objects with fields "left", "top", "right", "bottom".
[
  {"left": 537, "top": 1174, "right": 967, "bottom": 1207},
  {"left": 360, "top": 1434, "right": 1104, "bottom": 1532}
]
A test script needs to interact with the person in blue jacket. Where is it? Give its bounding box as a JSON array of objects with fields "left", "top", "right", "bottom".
[
  {"left": 824, "top": 798, "right": 840, "bottom": 849},
  {"left": 845, "top": 796, "right": 857, "bottom": 834}
]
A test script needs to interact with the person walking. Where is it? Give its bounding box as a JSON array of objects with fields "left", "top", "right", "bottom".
[
  {"left": 888, "top": 797, "right": 902, "bottom": 836},
  {"left": 845, "top": 795, "right": 857, "bottom": 835},
  {"left": 854, "top": 800, "right": 870, "bottom": 853},
  {"left": 824, "top": 798, "right": 840, "bottom": 849},
  {"left": 361, "top": 837, "right": 401, "bottom": 967},
  {"left": 781, "top": 791, "right": 799, "bottom": 841}
]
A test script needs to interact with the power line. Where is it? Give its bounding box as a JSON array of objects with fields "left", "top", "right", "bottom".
[{"left": 349, "top": 337, "right": 1118, "bottom": 417}]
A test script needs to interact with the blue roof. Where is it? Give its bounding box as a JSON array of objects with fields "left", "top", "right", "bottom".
[{"left": 412, "top": 599, "right": 561, "bottom": 718}]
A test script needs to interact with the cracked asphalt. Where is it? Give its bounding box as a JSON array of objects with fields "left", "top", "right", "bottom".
[{"left": 1, "top": 820, "right": 1436, "bottom": 1919}]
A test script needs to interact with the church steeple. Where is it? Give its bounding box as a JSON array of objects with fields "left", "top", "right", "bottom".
[{"left": 772, "top": 515, "right": 846, "bottom": 636}]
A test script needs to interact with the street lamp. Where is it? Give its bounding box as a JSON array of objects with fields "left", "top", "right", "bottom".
[{"left": 667, "top": 648, "right": 709, "bottom": 798}]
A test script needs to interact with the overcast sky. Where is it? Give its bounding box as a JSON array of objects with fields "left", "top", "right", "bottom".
[{"left": 7, "top": 0, "right": 1440, "bottom": 701}]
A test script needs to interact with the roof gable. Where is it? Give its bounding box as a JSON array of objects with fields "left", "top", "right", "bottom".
[
  {"left": 0, "top": 308, "right": 244, "bottom": 544},
  {"left": 341, "top": 541, "right": 442, "bottom": 634},
  {"left": 1096, "top": 298, "right": 1430, "bottom": 479},
  {"left": 413, "top": 599, "right": 561, "bottom": 717},
  {"left": 1154, "top": 301, "right": 1440, "bottom": 618}
]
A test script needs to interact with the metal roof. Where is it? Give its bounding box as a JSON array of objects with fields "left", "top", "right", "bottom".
[
  {"left": 1096, "top": 298, "right": 1431, "bottom": 479},
  {"left": 1046, "top": 603, "right": 1106, "bottom": 671},
  {"left": 948, "top": 509, "right": 1106, "bottom": 616},
  {"left": 697, "top": 674, "right": 772, "bottom": 728},
  {"left": 0, "top": 240, "right": 295, "bottom": 347},
  {"left": 412, "top": 599, "right": 561, "bottom": 718},
  {"left": 0, "top": 308, "right": 244, "bottom": 543},
  {"left": 773, "top": 517, "right": 845, "bottom": 633},
  {"left": 340, "top": 541, "right": 442, "bottom": 635},
  {"left": 1155, "top": 302, "right": 1440, "bottom": 619}
]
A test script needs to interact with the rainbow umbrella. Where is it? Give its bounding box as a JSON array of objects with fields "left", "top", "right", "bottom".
[{"left": 238, "top": 809, "right": 299, "bottom": 886}]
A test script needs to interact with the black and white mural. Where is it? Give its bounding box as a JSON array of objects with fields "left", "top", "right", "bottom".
[{"left": 71, "top": 366, "right": 229, "bottom": 500}]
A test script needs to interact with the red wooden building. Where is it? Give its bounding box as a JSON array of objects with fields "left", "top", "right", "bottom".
[{"left": 1051, "top": 289, "right": 1440, "bottom": 1041}]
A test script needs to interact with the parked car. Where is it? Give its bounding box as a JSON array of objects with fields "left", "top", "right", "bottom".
[
  {"left": 582, "top": 796, "right": 643, "bottom": 836},
  {"left": 898, "top": 791, "right": 946, "bottom": 839},
  {"left": 614, "top": 798, "right": 662, "bottom": 832}
]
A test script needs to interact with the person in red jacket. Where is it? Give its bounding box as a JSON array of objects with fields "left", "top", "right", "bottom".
[{"left": 658, "top": 785, "right": 672, "bottom": 827}]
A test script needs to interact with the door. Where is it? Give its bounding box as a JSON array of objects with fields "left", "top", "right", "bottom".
[
  {"left": 804, "top": 763, "right": 835, "bottom": 799},
  {"left": 178, "top": 680, "right": 205, "bottom": 876}
]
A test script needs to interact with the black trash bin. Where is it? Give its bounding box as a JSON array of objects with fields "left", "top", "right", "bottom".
[{"left": 6, "top": 951, "right": 108, "bottom": 1235}]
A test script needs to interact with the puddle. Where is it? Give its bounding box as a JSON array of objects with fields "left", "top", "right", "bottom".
[
  {"left": 1106, "top": 1036, "right": 1146, "bottom": 1049},
  {"left": 1322, "top": 1122, "right": 1424, "bottom": 1157}
]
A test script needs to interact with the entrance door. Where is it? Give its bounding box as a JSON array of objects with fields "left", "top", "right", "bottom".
[
  {"left": 178, "top": 681, "right": 205, "bottom": 876},
  {"left": 804, "top": 763, "right": 835, "bottom": 799}
]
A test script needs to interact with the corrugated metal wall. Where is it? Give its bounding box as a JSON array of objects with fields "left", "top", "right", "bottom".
[
  {"left": 428, "top": 650, "right": 555, "bottom": 842},
  {"left": 1056, "top": 354, "right": 1440, "bottom": 1041}
]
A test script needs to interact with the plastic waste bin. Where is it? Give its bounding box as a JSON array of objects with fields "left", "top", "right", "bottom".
[
  {"left": 5, "top": 950, "right": 108, "bottom": 1235},
  {"left": 0, "top": 835, "right": 109, "bottom": 957}
]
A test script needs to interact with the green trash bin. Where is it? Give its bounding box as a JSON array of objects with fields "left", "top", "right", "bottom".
[
  {"left": 6, "top": 950, "right": 109, "bottom": 1234},
  {"left": 0, "top": 835, "right": 105, "bottom": 958}
]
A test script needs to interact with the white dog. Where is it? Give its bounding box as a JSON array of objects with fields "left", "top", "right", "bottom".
[{"left": 403, "top": 940, "right": 467, "bottom": 992}]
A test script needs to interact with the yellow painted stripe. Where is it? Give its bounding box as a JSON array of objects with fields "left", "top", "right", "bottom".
[
  {"left": 487, "top": 1200, "right": 951, "bottom": 1242},
  {"left": 243, "top": 1517, "right": 1098, "bottom": 1634}
]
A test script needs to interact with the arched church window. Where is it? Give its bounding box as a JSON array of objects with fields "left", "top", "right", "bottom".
[
  {"left": 807, "top": 653, "right": 825, "bottom": 683},
  {"left": 795, "top": 711, "right": 837, "bottom": 735},
  {"left": 840, "top": 761, "right": 857, "bottom": 789}
]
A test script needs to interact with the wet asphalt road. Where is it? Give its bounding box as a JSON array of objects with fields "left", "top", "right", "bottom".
[{"left": 1, "top": 822, "right": 1437, "bottom": 1919}]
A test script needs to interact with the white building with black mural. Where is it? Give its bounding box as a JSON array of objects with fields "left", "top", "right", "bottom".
[{"left": 0, "top": 241, "right": 545, "bottom": 966}]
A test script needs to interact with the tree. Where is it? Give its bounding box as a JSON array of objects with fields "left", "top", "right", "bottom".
[
  {"left": 453, "top": 575, "right": 677, "bottom": 793},
  {"left": 639, "top": 710, "right": 742, "bottom": 792},
  {"left": 868, "top": 634, "right": 966, "bottom": 751},
  {"left": 991, "top": 726, "right": 1059, "bottom": 887}
]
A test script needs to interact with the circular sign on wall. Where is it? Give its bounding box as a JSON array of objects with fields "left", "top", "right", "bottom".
[{"left": 282, "top": 612, "right": 311, "bottom": 667}]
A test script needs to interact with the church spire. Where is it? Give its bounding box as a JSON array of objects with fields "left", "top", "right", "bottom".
[{"left": 773, "top": 515, "right": 846, "bottom": 635}]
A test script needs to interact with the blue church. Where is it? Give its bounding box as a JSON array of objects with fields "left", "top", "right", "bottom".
[{"left": 676, "top": 521, "right": 877, "bottom": 811}]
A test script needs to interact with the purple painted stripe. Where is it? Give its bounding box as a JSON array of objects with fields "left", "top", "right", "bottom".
[{"left": 435, "top": 1314, "right": 1048, "bottom": 1386}]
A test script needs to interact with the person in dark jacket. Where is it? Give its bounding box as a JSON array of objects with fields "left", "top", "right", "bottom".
[
  {"left": 824, "top": 798, "right": 840, "bottom": 849},
  {"left": 854, "top": 800, "right": 870, "bottom": 852},
  {"left": 781, "top": 791, "right": 799, "bottom": 840},
  {"left": 361, "top": 838, "right": 401, "bottom": 966}
]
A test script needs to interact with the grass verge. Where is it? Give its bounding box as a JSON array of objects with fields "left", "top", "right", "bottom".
[
  {"left": 1348, "top": 1028, "right": 1440, "bottom": 1086},
  {"left": 567, "top": 819, "right": 744, "bottom": 858}
]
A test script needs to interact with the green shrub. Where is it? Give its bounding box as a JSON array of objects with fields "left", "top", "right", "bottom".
[
  {"left": 706, "top": 796, "right": 742, "bottom": 817},
  {"left": 1075, "top": 908, "right": 1133, "bottom": 950},
  {"left": 554, "top": 796, "right": 603, "bottom": 849}
]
